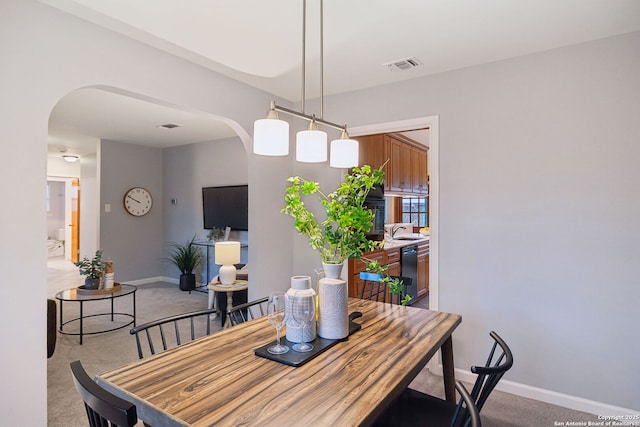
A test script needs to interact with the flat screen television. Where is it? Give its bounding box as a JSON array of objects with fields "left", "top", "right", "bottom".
[{"left": 202, "top": 185, "right": 248, "bottom": 231}]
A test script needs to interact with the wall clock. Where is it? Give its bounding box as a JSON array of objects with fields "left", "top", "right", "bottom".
[{"left": 123, "top": 187, "right": 153, "bottom": 216}]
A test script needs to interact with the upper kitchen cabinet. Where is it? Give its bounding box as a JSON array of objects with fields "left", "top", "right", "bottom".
[
  {"left": 411, "top": 146, "right": 428, "bottom": 194},
  {"left": 357, "top": 132, "right": 428, "bottom": 196},
  {"left": 357, "top": 134, "right": 390, "bottom": 191}
]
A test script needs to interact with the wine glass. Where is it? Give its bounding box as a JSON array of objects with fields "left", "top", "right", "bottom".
[
  {"left": 267, "top": 292, "right": 289, "bottom": 355},
  {"left": 291, "top": 291, "right": 315, "bottom": 352}
]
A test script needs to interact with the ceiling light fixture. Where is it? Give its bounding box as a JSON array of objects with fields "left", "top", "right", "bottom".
[
  {"left": 62, "top": 155, "right": 79, "bottom": 163},
  {"left": 253, "top": 0, "right": 358, "bottom": 168},
  {"left": 156, "top": 123, "right": 181, "bottom": 129}
]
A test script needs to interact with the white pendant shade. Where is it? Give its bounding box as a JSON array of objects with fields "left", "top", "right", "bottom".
[
  {"left": 296, "top": 129, "right": 328, "bottom": 162},
  {"left": 253, "top": 118, "right": 289, "bottom": 156},
  {"left": 330, "top": 138, "right": 359, "bottom": 168}
]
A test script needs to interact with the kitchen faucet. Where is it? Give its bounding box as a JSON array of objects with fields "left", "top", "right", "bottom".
[{"left": 391, "top": 224, "right": 408, "bottom": 238}]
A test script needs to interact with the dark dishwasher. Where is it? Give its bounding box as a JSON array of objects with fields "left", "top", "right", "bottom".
[{"left": 400, "top": 245, "right": 418, "bottom": 304}]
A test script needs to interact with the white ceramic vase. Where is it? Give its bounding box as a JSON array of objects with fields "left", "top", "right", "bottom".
[
  {"left": 317, "top": 264, "right": 349, "bottom": 339},
  {"left": 286, "top": 276, "right": 317, "bottom": 343},
  {"left": 322, "top": 262, "right": 343, "bottom": 279}
]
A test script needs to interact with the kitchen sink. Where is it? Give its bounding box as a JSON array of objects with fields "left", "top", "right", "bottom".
[{"left": 393, "top": 234, "right": 425, "bottom": 240}]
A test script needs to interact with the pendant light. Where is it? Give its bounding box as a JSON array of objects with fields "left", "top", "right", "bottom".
[
  {"left": 330, "top": 130, "right": 358, "bottom": 168},
  {"left": 253, "top": 102, "right": 289, "bottom": 156},
  {"left": 253, "top": 0, "right": 358, "bottom": 168},
  {"left": 297, "top": 118, "right": 328, "bottom": 162}
]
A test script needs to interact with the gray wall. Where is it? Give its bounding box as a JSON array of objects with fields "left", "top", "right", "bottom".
[
  {"left": 79, "top": 152, "right": 99, "bottom": 258},
  {"left": 99, "top": 140, "right": 164, "bottom": 282},
  {"left": 163, "top": 137, "right": 249, "bottom": 283},
  {"left": 0, "top": 1, "right": 289, "bottom": 424},
  {"left": 326, "top": 32, "right": 640, "bottom": 410},
  {"left": 46, "top": 181, "right": 65, "bottom": 238},
  {"left": 1, "top": 0, "right": 638, "bottom": 423}
]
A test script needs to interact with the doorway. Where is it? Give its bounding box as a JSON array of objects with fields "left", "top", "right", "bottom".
[
  {"left": 46, "top": 177, "right": 80, "bottom": 262},
  {"left": 350, "top": 115, "right": 440, "bottom": 311}
]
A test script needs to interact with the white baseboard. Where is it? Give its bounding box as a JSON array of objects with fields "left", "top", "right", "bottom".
[
  {"left": 123, "top": 276, "right": 177, "bottom": 286},
  {"left": 428, "top": 364, "right": 639, "bottom": 416}
]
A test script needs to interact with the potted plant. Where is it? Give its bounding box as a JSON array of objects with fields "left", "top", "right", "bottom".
[
  {"left": 282, "top": 165, "right": 388, "bottom": 339},
  {"left": 74, "top": 249, "right": 105, "bottom": 290},
  {"left": 282, "top": 164, "right": 386, "bottom": 273},
  {"left": 164, "top": 235, "right": 203, "bottom": 292},
  {"left": 207, "top": 227, "right": 224, "bottom": 242}
]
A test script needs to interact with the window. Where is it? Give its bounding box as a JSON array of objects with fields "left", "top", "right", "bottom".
[{"left": 401, "top": 196, "right": 428, "bottom": 227}]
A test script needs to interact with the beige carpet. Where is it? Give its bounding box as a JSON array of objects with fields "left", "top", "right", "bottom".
[{"left": 47, "top": 257, "right": 599, "bottom": 427}]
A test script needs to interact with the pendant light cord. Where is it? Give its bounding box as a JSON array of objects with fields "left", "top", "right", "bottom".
[
  {"left": 320, "top": 0, "right": 324, "bottom": 119},
  {"left": 301, "top": 0, "right": 306, "bottom": 115}
]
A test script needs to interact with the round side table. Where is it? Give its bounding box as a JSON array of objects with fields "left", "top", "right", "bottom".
[{"left": 207, "top": 280, "right": 248, "bottom": 328}]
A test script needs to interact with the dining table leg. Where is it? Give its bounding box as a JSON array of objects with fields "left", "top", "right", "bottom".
[{"left": 441, "top": 335, "right": 456, "bottom": 403}]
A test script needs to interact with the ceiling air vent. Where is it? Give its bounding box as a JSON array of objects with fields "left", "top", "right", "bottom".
[
  {"left": 157, "top": 123, "right": 180, "bottom": 129},
  {"left": 383, "top": 56, "right": 423, "bottom": 71}
]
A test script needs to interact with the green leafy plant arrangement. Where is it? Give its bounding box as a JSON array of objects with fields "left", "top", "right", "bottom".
[
  {"left": 74, "top": 249, "right": 105, "bottom": 279},
  {"left": 207, "top": 227, "right": 224, "bottom": 241},
  {"left": 363, "top": 258, "right": 412, "bottom": 306},
  {"left": 282, "top": 165, "right": 386, "bottom": 264},
  {"left": 164, "top": 235, "right": 203, "bottom": 275}
]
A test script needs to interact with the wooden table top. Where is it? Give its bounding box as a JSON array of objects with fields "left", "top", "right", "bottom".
[{"left": 97, "top": 298, "right": 461, "bottom": 427}]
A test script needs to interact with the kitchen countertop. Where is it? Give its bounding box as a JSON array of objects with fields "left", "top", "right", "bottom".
[{"left": 383, "top": 235, "right": 430, "bottom": 250}]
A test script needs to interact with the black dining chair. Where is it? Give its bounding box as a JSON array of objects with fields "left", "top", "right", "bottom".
[
  {"left": 70, "top": 360, "right": 138, "bottom": 427},
  {"left": 228, "top": 296, "right": 268, "bottom": 326},
  {"left": 47, "top": 299, "right": 57, "bottom": 358},
  {"left": 374, "top": 381, "right": 481, "bottom": 427},
  {"left": 359, "top": 272, "right": 412, "bottom": 304},
  {"left": 129, "top": 307, "right": 219, "bottom": 359},
  {"left": 373, "top": 331, "right": 513, "bottom": 427}
]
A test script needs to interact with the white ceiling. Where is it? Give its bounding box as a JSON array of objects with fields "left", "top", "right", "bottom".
[{"left": 44, "top": 0, "right": 640, "bottom": 156}]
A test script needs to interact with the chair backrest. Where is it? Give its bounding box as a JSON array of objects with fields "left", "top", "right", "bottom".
[
  {"left": 359, "top": 272, "right": 412, "bottom": 304},
  {"left": 468, "top": 331, "right": 514, "bottom": 412},
  {"left": 359, "top": 272, "right": 388, "bottom": 302},
  {"left": 451, "top": 381, "right": 482, "bottom": 427},
  {"left": 129, "top": 308, "right": 218, "bottom": 359},
  {"left": 228, "top": 297, "right": 268, "bottom": 326},
  {"left": 70, "top": 360, "right": 137, "bottom": 427}
]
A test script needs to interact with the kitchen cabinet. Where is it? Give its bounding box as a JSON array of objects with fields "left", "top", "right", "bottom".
[
  {"left": 356, "top": 134, "right": 390, "bottom": 191},
  {"left": 411, "top": 146, "right": 428, "bottom": 195},
  {"left": 358, "top": 133, "right": 427, "bottom": 196},
  {"left": 388, "top": 135, "right": 412, "bottom": 193},
  {"left": 386, "top": 249, "right": 401, "bottom": 277},
  {"left": 417, "top": 241, "right": 429, "bottom": 298},
  {"left": 348, "top": 248, "right": 401, "bottom": 299}
]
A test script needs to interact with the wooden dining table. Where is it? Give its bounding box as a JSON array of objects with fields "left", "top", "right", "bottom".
[{"left": 96, "top": 298, "right": 462, "bottom": 427}]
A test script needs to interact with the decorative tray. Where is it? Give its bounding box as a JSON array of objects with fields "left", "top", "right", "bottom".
[
  {"left": 254, "top": 312, "right": 362, "bottom": 367},
  {"left": 76, "top": 283, "right": 121, "bottom": 295}
]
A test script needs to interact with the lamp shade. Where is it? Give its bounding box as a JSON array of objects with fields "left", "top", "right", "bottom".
[
  {"left": 296, "top": 129, "right": 327, "bottom": 162},
  {"left": 330, "top": 137, "right": 359, "bottom": 168},
  {"left": 253, "top": 117, "right": 289, "bottom": 156},
  {"left": 215, "top": 241, "right": 241, "bottom": 285},
  {"left": 215, "top": 241, "right": 241, "bottom": 265}
]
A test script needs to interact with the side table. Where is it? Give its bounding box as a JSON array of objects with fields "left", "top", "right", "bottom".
[
  {"left": 55, "top": 283, "right": 136, "bottom": 344},
  {"left": 207, "top": 280, "right": 248, "bottom": 328}
]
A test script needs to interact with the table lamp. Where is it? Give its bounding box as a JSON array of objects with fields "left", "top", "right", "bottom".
[{"left": 215, "top": 241, "right": 241, "bottom": 285}]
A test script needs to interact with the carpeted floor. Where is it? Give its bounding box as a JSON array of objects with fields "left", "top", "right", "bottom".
[
  {"left": 47, "top": 258, "right": 219, "bottom": 426},
  {"left": 47, "top": 257, "right": 601, "bottom": 427}
]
